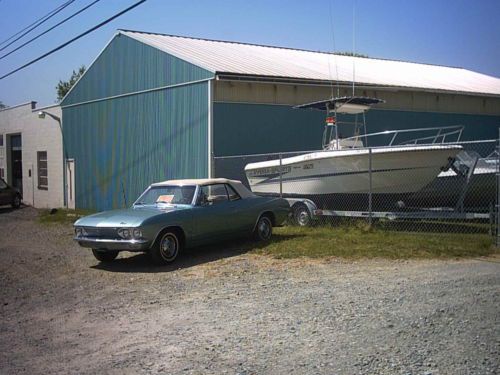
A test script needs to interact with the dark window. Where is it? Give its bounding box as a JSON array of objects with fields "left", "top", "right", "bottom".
[
  {"left": 225, "top": 184, "right": 241, "bottom": 201},
  {"left": 11, "top": 135, "right": 21, "bottom": 148},
  {"left": 0, "top": 134, "right": 3, "bottom": 147},
  {"left": 197, "top": 184, "right": 229, "bottom": 205},
  {"left": 37, "top": 151, "right": 48, "bottom": 190}
]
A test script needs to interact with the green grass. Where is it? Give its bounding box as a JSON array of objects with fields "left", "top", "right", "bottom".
[
  {"left": 38, "top": 208, "right": 95, "bottom": 225},
  {"left": 37, "top": 208, "right": 497, "bottom": 259},
  {"left": 253, "top": 224, "right": 497, "bottom": 259}
]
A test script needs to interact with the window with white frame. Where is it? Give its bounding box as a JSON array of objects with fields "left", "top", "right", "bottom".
[{"left": 37, "top": 151, "right": 48, "bottom": 190}]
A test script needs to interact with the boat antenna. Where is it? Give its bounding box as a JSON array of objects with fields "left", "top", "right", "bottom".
[
  {"left": 327, "top": 0, "right": 340, "bottom": 98},
  {"left": 352, "top": 0, "right": 356, "bottom": 96}
]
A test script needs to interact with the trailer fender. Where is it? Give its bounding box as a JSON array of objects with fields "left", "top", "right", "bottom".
[{"left": 285, "top": 198, "right": 318, "bottom": 226}]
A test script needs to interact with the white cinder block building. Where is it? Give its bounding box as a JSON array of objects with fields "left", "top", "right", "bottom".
[{"left": 0, "top": 102, "right": 64, "bottom": 209}]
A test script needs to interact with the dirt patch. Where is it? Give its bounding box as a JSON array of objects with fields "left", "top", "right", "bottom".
[{"left": 0, "top": 207, "right": 499, "bottom": 374}]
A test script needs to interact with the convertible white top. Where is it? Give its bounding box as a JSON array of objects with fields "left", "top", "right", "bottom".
[{"left": 151, "top": 178, "right": 256, "bottom": 199}]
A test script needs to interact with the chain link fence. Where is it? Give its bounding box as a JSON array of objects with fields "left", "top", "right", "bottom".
[{"left": 215, "top": 137, "right": 499, "bottom": 237}]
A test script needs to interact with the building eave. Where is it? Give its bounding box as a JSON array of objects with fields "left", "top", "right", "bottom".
[{"left": 215, "top": 72, "right": 500, "bottom": 99}]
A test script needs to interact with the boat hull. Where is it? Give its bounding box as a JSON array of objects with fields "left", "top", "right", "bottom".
[
  {"left": 406, "top": 165, "right": 496, "bottom": 211},
  {"left": 245, "top": 145, "right": 462, "bottom": 210}
]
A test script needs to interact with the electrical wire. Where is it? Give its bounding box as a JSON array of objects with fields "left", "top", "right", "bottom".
[
  {"left": 0, "top": 0, "right": 147, "bottom": 81},
  {"left": 328, "top": 0, "right": 340, "bottom": 98},
  {"left": 0, "top": 0, "right": 72, "bottom": 47},
  {"left": 0, "top": 0, "right": 102, "bottom": 61},
  {"left": 0, "top": 0, "right": 75, "bottom": 52}
]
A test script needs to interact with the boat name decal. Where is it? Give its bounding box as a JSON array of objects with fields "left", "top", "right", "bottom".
[{"left": 247, "top": 166, "right": 291, "bottom": 177}]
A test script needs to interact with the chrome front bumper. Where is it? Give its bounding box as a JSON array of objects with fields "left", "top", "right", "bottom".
[{"left": 74, "top": 237, "right": 150, "bottom": 251}]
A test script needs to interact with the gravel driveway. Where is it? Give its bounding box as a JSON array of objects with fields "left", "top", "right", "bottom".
[{"left": 0, "top": 207, "right": 498, "bottom": 374}]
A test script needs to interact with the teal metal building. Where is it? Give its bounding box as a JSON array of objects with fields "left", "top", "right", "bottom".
[{"left": 61, "top": 30, "right": 500, "bottom": 211}]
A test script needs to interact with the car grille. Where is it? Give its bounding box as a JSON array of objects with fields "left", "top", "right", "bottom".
[{"left": 83, "top": 227, "right": 119, "bottom": 239}]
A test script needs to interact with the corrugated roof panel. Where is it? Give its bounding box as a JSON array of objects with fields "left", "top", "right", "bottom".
[{"left": 120, "top": 30, "right": 500, "bottom": 97}]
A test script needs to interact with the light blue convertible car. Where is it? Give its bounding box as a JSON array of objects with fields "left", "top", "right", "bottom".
[{"left": 74, "top": 178, "right": 290, "bottom": 265}]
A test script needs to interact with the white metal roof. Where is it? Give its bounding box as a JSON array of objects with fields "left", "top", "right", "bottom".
[{"left": 120, "top": 30, "right": 500, "bottom": 97}]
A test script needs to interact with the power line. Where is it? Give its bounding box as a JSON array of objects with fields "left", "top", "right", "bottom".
[
  {"left": 0, "top": 0, "right": 102, "bottom": 61},
  {"left": 0, "top": 1, "right": 72, "bottom": 47},
  {"left": 0, "top": 0, "right": 147, "bottom": 81},
  {"left": 0, "top": 0, "right": 76, "bottom": 51}
]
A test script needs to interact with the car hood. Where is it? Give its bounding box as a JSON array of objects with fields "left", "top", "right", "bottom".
[{"left": 74, "top": 206, "right": 185, "bottom": 227}]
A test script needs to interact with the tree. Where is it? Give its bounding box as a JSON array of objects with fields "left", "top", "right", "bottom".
[{"left": 56, "top": 65, "right": 86, "bottom": 101}]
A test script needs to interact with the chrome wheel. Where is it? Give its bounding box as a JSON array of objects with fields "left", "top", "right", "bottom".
[
  {"left": 151, "top": 229, "right": 183, "bottom": 265},
  {"left": 294, "top": 205, "right": 311, "bottom": 227},
  {"left": 159, "top": 233, "right": 179, "bottom": 262},
  {"left": 255, "top": 216, "right": 272, "bottom": 241}
]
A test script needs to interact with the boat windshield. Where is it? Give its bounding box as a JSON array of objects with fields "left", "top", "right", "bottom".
[{"left": 134, "top": 185, "right": 196, "bottom": 206}]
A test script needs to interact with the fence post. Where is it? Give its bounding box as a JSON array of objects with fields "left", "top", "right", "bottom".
[
  {"left": 279, "top": 153, "right": 283, "bottom": 198},
  {"left": 368, "top": 147, "right": 373, "bottom": 227}
]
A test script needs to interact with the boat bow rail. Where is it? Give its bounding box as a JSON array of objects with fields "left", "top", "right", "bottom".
[{"left": 326, "top": 125, "right": 464, "bottom": 151}]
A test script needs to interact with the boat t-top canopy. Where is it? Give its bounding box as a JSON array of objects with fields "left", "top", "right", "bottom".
[{"left": 294, "top": 96, "right": 385, "bottom": 114}]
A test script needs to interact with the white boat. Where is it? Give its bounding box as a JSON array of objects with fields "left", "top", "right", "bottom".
[
  {"left": 244, "top": 97, "right": 463, "bottom": 210},
  {"left": 406, "top": 150, "right": 498, "bottom": 211}
]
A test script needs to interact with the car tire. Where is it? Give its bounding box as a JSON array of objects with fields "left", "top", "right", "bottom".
[
  {"left": 92, "top": 249, "right": 119, "bottom": 262},
  {"left": 293, "top": 204, "right": 311, "bottom": 227},
  {"left": 254, "top": 215, "right": 273, "bottom": 241},
  {"left": 11, "top": 194, "right": 21, "bottom": 209},
  {"left": 150, "top": 230, "right": 181, "bottom": 265}
]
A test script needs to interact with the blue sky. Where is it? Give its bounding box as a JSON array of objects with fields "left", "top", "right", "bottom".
[{"left": 0, "top": 0, "right": 499, "bottom": 107}]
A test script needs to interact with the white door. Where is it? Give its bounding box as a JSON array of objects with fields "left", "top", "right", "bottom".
[{"left": 66, "top": 159, "right": 75, "bottom": 209}]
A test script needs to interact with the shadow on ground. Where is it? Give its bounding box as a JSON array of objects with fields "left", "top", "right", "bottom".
[
  {"left": 91, "top": 232, "right": 304, "bottom": 273},
  {"left": 0, "top": 205, "right": 28, "bottom": 214},
  {"left": 375, "top": 220, "right": 491, "bottom": 234},
  {"left": 321, "top": 216, "right": 492, "bottom": 234}
]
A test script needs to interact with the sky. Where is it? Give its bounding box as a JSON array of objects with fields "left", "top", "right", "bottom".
[{"left": 0, "top": 0, "right": 499, "bottom": 107}]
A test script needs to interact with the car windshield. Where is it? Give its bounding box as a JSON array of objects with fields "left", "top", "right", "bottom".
[{"left": 134, "top": 185, "right": 196, "bottom": 206}]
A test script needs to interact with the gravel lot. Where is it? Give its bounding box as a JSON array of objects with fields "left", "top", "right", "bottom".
[{"left": 0, "top": 206, "right": 499, "bottom": 375}]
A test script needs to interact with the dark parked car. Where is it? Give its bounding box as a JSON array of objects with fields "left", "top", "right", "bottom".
[
  {"left": 0, "top": 178, "right": 22, "bottom": 208},
  {"left": 74, "top": 178, "right": 290, "bottom": 265}
]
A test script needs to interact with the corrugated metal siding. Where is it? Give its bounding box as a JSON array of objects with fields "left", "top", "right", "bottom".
[
  {"left": 213, "top": 102, "right": 500, "bottom": 182},
  {"left": 64, "top": 82, "right": 209, "bottom": 211},
  {"left": 61, "top": 33, "right": 214, "bottom": 106},
  {"left": 214, "top": 102, "right": 500, "bottom": 157},
  {"left": 213, "top": 102, "right": 325, "bottom": 156},
  {"left": 122, "top": 30, "right": 500, "bottom": 97}
]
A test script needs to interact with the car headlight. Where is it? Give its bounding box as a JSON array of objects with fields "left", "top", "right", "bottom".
[
  {"left": 118, "top": 228, "right": 131, "bottom": 239},
  {"left": 132, "top": 228, "right": 142, "bottom": 239},
  {"left": 75, "top": 227, "right": 88, "bottom": 237},
  {"left": 118, "top": 227, "right": 142, "bottom": 239}
]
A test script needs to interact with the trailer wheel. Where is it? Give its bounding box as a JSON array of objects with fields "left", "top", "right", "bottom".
[{"left": 293, "top": 204, "right": 311, "bottom": 227}]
